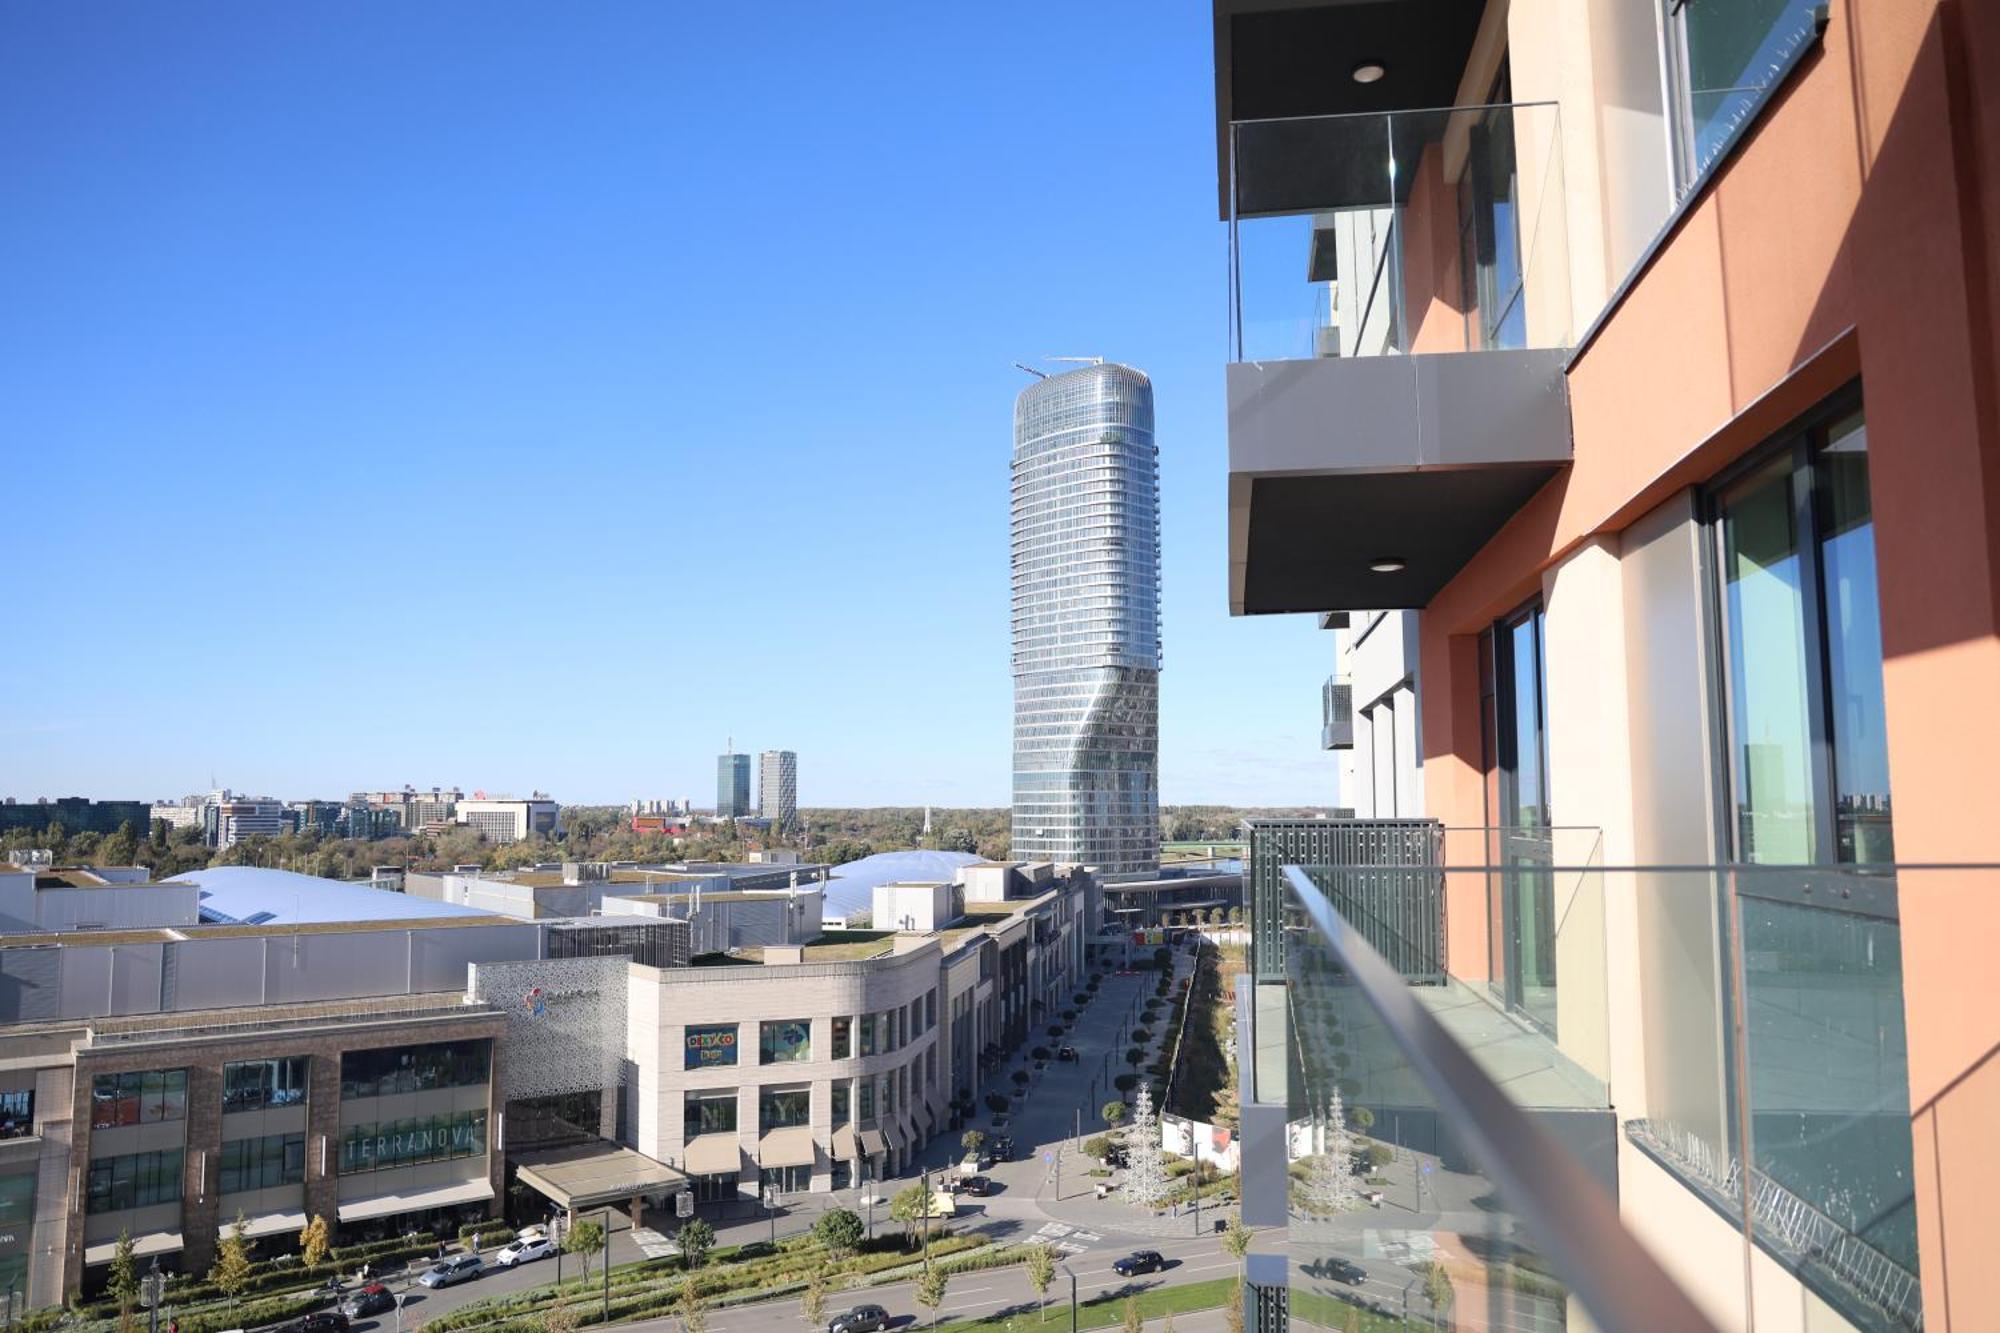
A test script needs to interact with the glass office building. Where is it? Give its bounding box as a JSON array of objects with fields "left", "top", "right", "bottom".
[
  {"left": 715, "top": 753, "right": 751, "bottom": 818},
  {"left": 1010, "top": 363, "right": 1160, "bottom": 877}
]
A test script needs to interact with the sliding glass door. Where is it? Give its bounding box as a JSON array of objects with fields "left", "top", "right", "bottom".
[{"left": 1493, "top": 602, "right": 1556, "bottom": 1032}]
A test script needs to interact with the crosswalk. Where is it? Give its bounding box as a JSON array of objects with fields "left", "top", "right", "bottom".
[
  {"left": 629, "top": 1227, "right": 680, "bottom": 1260},
  {"left": 1033, "top": 1221, "right": 1104, "bottom": 1255}
]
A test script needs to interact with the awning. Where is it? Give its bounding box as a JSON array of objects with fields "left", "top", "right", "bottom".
[
  {"left": 757, "top": 1127, "right": 816, "bottom": 1169},
  {"left": 683, "top": 1134, "right": 743, "bottom": 1177},
  {"left": 337, "top": 1178, "right": 493, "bottom": 1223},
  {"left": 238, "top": 1210, "right": 308, "bottom": 1241},
  {"left": 515, "top": 1142, "right": 686, "bottom": 1211},
  {"left": 830, "top": 1124, "right": 858, "bottom": 1161},
  {"left": 85, "top": 1231, "right": 181, "bottom": 1265},
  {"left": 858, "top": 1127, "right": 888, "bottom": 1157}
]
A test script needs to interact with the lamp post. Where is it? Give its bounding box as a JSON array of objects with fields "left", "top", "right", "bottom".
[
  {"left": 1063, "top": 1265, "right": 1078, "bottom": 1333},
  {"left": 550, "top": 1209, "right": 563, "bottom": 1286},
  {"left": 144, "top": 1257, "right": 163, "bottom": 1333},
  {"left": 598, "top": 1207, "right": 613, "bottom": 1327}
]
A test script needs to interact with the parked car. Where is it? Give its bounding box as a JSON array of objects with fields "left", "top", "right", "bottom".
[
  {"left": 417, "top": 1254, "right": 483, "bottom": 1288},
  {"left": 1112, "top": 1250, "right": 1165, "bottom": 1276},
  {"left": 828, "top": 1304, "right": 891, "bottom": 1333},
  {"left": 991, "top": 1135, "right": 1016, "bottom": 1161},
  {"left": 281, "top": 1314, "right": 350, "bottom": 1333},
  {"left": 958, "top": 1175, "right": 993, "bottom": 1196},
  {"left": 338, "top": 1284, "right": 395, "bottom": 1319},
  {"left": 492, "top": 1233, "right": 557, "bottom": 1268}
]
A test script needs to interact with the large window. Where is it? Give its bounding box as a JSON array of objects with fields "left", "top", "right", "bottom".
[
  {"left": 684, "top": 1091, "right": 737, "bottom": 1137},
  {"left": 1488, "top": 603, "right": 1557, "bottom": 1034},
  {"left": 759, "top": 1020, "right": 811, "bottom": 1066},
  {"left": 340, "top": 1040, "right": 489, "bottom": 1099},
  {"left": 0, "top": 1089, "right": 32, "bottom": 1140},
  {"left": 219, "top": 1133, "right": 306, "bottom": 1194},
  {"left": 223, "top": 1057, "right": 309, "bottom": 1114},
  {"left": 1666, "top": 0, "right": 1824, "bottom": 191},
  {"left": 1713, "top": 402, "right": 1892, "bottom": 863},
  {"left": 89, "top": 1070, "right": 188, "bottom": 1129},
  {"left": 758, "top": 1087, "right": 810, "bottom": 1132},
  {"left": 830, "top": 1083, "right": 850, "bottom": 1128},
  {"left": 338, "top": 1111, "right": 487, "bottom": 1175},
  {"left": 684, "top": 1024, "right": 739, "bottom": 1071},
  {"left": 1458, "top": 60, "right": 1526, "bottom": 350},
  {"left": 830, "top": 1017, "right": 852, "bottom": 1061},
  {"left": 85, "top": 1149, "right": 183, "bottom": 1214}
]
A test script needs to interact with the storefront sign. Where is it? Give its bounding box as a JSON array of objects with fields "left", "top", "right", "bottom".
[{"left": 684, "top": 1025, "right": 739, "bottom": 1069}]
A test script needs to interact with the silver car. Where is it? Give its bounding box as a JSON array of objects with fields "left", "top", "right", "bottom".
[{"left": 416, "top": 1254, "right": 483, "bottom": 1288}]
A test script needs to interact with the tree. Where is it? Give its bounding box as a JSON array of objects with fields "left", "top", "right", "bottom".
[
  {"left": 811, "top": 1209, "right": 862, "bottom": 1261},
  {"left": 1122, "top": 1295, "right": 1144, "bottom": 1333},
  {"left": 1162, "top": 1314, "right": 1176, "bottom": 1333},
  {"left": 960, "top": 1128, "right": 988, "bottom": 1159},
  {"left": 1224, "top": 1280, "right": 1245, "bottom": 1333},
  {"left": 890, "top": 1184, "right": 931, "bottom": 1248},
  {"left": 801, "top": 1263, "right": 829, "bottom": 1329},
  {"left": 1101, "top": 1100, "right": 1127, "bottom": 1128},
  {"left": 1025, "top": 1243, "right": 1057, "bottom": 1322},
  {"left": 108, "top": 1230, "right": 139, "bottom": 1313},
  {"left": 1119, "top": 1084, "right": 1171, "bottom": 1210},
  {"left": 210, "top": 1214, "right": 253, "bottom": 1304},
  {"left": 1219, "top": 1217, "right": 1253, "bottom": 1276},
  {"left": 916, "top": 1266, "right": 949, "bottom": 1329},
  {"left": 298, "top": 1214, "right": 331, "bottom": 1268},
  {"left": 1083, "top": 1134, "right": 1112, "bottom": 1160},
  {"left": 1308, "top": 1087, "right": 1360, "bottom": 1214},
  {"left": 564, "top": 1217, "right": 606, "bottom": 1280},
  {"left": 1422, "top": 1260, "right": 1456, "bottom": 1328},
  {"left": 676, "top": 1273, "right": 708, "bottom": 1333},
  {"left": 676, "top": 1217, "right": 715, "bottom": 1270}
]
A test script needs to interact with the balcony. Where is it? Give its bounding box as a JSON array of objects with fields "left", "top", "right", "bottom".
[
  {"left": 1237, "top": 839, "right": 1951, "bottom": 1332},
  {"left": 1226, "top": 103, "right": 1572, "bottom": 616},
  {"left": 1320, "top": 676, "right": 1352, "bottom": 750}
]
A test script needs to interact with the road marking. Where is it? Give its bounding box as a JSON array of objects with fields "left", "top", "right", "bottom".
[
  {"left": 1073, "top": 1230, "right": 1101, "bottom": 1242},
  {"left": 1056, "top": 1241, "right": 1089, "bottom": 1254}
]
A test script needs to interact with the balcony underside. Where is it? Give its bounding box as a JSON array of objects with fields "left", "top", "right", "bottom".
[{"left": 1227, "top": 352, "right": 1570, "bottom": 614}]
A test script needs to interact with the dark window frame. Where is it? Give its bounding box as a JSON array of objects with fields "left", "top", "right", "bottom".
[{"left": 1701, "top": 381, "right": 1883, "bottom": 868}]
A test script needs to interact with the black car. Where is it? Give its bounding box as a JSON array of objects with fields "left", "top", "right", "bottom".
[
  {"left": 959, "top": 1174, "right": 993, "bottom": 1196},
  {"left": 1322, "top": 1258, "right": 1367, "bottom": 1285},
  {"left": 1111, "top": 1250, "right": 1165, "bottom": 1276},
  {"left": 338, "top": 1283, "right": 395, "bottom": 1319},
  {"left": 284, "top": 1314, "right": 350, "bottom": 1333},
  {"left": 1105, "top": 1145, "right": 1129, "bottom": 1168},
  {"left": 1057, "top": 1045, "right": 1078, "bottom": 1062},
  {"left": 991, "top": 1136, "right": 1015, "bottom": 1161},
  {"left": 828, "top": 1304, "right": 890, "bottom": 1333}
]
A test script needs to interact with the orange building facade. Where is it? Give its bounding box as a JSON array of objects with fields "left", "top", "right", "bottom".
[{"left": 1218, "top": 0, "right": 2000, "bottom": 1327}]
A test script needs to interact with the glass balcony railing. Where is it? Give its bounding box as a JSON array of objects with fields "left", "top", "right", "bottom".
[
  {"left": 1252, "top": 853, "right": 1960, "bottom": 1333},
  {"left": 1229, "top": 102, "right": 1570, "bottom": 363}
]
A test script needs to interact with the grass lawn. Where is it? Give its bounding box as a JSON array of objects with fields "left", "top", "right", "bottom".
[
  {"left": 928, "top": 1276, "right": 1238, "bottom": 1332},
  {"left": 1290, "top": 1288, "right": 1430, "bottom": 1330}
]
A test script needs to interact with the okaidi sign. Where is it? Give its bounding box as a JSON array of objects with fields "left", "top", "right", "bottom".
[{"left": 684, "top": 1024, "right": 739, "bottom": 1069}]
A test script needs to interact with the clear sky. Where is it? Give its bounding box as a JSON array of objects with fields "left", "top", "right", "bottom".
[{"left": 0, "top": 1, "right": 1340, "bottom": 808}]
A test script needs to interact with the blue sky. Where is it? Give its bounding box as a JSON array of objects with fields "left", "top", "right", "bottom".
[{"left": 0, "top": 1, "right": 1339, "bottom": 808}]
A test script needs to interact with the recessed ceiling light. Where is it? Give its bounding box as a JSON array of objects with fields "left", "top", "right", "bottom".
[
  {"left": 1351, "top": 60, "right": 1387, "bottom": 85},
  {"left": 1369, "top": 557, "right": 1406, "bottom": 573}
]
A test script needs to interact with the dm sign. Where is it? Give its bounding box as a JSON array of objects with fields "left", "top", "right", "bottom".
[{"left": 685, "top": 1024, "right": 739, "bottom": 1070}]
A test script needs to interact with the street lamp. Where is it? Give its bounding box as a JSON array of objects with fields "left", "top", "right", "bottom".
[
  {"left": 597, "top": 1207, "right": 613, "bottom": 1326},
  {"left": 1062, "top": 1264, "right": 1078, "bottom": 1333}
]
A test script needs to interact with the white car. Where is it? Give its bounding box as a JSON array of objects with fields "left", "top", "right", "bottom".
[{"left": 492, "top": 1234, "right": 557, "bottom": 1267}]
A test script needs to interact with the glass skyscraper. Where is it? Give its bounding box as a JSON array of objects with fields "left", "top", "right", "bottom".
[
  {"left": 715, "top": 752, "right": 751, "bottom": 818},
  {"left": 1011, "top": 362, "right": 1160, "bottom": 876}
]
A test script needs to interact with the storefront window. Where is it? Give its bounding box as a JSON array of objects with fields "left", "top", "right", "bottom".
[
  {"left": 85, "top": 1149, "right": 183, "bottom": 1213},
  {"left": 0, "top": 1089, "right": 33, "bottom": 1140},
  {"left": 89, "top": 1070, "right": 188, "bottom": 1129},
  {"left": 758, "top": 1087, "right": 810, "bottom": 1131},
  {"left": 340, "top": 1041, "right": 488, "bottom": 1099},
  {"left": 684, "top": 1025, "right": 739, "bottom": 1071},
  {"left": 338, "top": 1111, "right": 486, "bottom": 1174},
  {"left": 759, "top": 1020, "right": 811, "bottom": 1065},
  {"left": 223, "top": 1057, "right": 309, "bottom": 1113},
  {"left": 684, "top": 1092, "right": 737, "bottom": 1136}
]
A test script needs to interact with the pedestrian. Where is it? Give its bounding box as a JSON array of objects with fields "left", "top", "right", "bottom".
[
  {"left": 471, "top": 1230, "right": 481, "bottom": 1257},
  {"left": 168, "top": 1319, "right": 179, "bottom": 1333}
]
